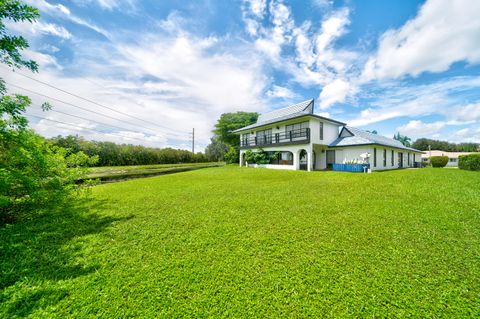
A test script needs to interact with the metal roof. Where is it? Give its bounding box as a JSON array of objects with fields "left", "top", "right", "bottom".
[
  {"left": 329, "top": 127, "right": 423, "bottom": 152},
  {"left": 257, "top": 99, "right": 313, "bottom": 122},
  {"left": 233, "top": 99, "right": 345, "bottom": 133}
]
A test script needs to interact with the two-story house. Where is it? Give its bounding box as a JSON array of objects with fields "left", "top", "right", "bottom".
[{"left": 234, "top": 99, "right": 423, "bottom": 171}]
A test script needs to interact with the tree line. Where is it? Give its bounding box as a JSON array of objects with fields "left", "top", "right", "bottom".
[
  {"left": 49, "top": 135, "right": 210, "bottom": 167},
  {"left": 411, "top": 138, "right": 479, "bottom": 152}
]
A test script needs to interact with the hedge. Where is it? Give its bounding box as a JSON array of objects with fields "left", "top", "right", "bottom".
[
  {"left": 458, "top": 153, "right": 480, "bottom": 171},
  {"left": 430, "top": 156, "right": 448, "bottom": 168}
]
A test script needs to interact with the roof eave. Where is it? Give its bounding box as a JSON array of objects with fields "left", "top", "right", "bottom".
[{"left": 232, "top": 113, "right": 346, "bottom": 134}]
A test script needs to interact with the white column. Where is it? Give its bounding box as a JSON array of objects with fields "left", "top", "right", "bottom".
[
  {"left": 307, "top": 150, "right": 313, "bottom": 171},
  {"left": 294, "top": 150, "right": 300, "bottom": 170}
]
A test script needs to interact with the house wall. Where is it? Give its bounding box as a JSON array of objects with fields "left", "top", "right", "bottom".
[
  {"left": 309, "top": 119, "right": 342, "bottom": 145},
  {"left": 332, "top": 146, "right": 422, "bottom": 171},
  {"left": 240, "top": 144, "right": 313, "bottom": 171},
  {"left": 240, "top": 117, "right": 341, "bottom": 146}
]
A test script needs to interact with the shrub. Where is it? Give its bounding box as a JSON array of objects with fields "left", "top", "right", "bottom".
[
  {"left": 224, "top": 146, "right": 239, "bottom": 164},
  {"left": 458, "top": 154, "right": 480, "bottom": 171},
  {"left": 430, "top": 156, "right": 448, "bottom": 168}
]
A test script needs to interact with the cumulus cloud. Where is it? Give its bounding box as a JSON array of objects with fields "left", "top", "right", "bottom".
[
  {"left": 397, "top": 120, "right": 445, "bottom": 137},
  {"left": 319, "top": 79, "right": 352, "bottom": 109},
  {"left": 363, "top": 0, "right": 480, "bottom": 81},
  {"left": 1, "top": 13, "right": 267, "bottom": 150}
]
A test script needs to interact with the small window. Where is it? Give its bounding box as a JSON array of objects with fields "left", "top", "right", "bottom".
[
  {"left": 391, "top": 150, "right": 394, "bottom": 166},
  {"left": 319, "top": 122, "right": 324, "bottom": 140},
  {"left": 374, "top": 148, "right": 377, "bottom": 167},
  {"left": 408, "top": 153, "right": 410, "bottom": 166},
  {"left": 383, "top": 149, "right": 387, "bottom": 167}
]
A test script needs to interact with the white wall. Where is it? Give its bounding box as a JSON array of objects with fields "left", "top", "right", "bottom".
[
  {"left": 332, "top": 146, "right": 423, "bottom": 171},
  {"left": 309, "top": 118, "right": 341, "bottom": 145}
]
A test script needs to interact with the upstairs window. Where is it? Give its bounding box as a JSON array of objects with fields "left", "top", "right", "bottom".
[
  {"left": 242, "top": 133, "right": 250, "bottom": 146},
  {"left": 319, "top": 122, "right": 324, "bottom": 140},
  {"left": 285, "top": 121, "right": 309, "bottom": 138},
  {"left": 256, "top": 129, "right": 272, "bottom": 145}
]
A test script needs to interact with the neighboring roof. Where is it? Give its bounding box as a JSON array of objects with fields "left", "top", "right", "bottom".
[
  {"left": 420, "top": 150, "right": 479, "bottom": 158},
  {"left": 329, "top": 126, "right": 423, "bottom": 153},
  {"left": 233, "top": 99, "right": 346, "bottom": 133}
]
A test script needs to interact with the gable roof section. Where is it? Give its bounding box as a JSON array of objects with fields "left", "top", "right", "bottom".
[
  {"left": 257, "top": 99, "right": 313, "bottom": 123},
  {"left": 233, "top": 99, "right": 345, "bottom": 133},
  {"left": 329, "top": 126, "right": 423, "bottom": 152}
]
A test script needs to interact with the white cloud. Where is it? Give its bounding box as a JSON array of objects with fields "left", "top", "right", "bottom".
[
  {"left": 73, "top": 0, "right": 136, "bottom": 10},
  {"left": 363, "top": 0, "right": 480, "bottom": 81},
  {"left": 25, "top": 0, "right": 109, "bottom": 38},
  {"left": 448, "top": 103, "right": 480, "bottom": 123},
  {"left": 452, "top": 127, "right": 480, "bottom": 143},
  {"left": 1, "top": 14, "right": 268, "bottom": 150},
  {"left": 349, "top": 76, "right": 480, "bottom": 126},
  {"left": 397, "top": 120, "right": 445, "bottom": 137},
  {"left": 319, "top": 79, "right": 353, "bottom": 109},
  {"left": 5, "top": 20, "right": 72, "bottom": 39},
  {"left": 266, "top": 85, "right": 297, "bottom": 99}
]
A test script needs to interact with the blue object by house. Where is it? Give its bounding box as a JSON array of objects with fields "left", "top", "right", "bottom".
[{"left": 332, "top": 163, "right": 370, "bottom": 172}]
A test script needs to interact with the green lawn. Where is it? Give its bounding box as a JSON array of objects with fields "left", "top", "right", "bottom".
[
  {"left": 85, "top": 162, "right": 223, "bottom": 182},
  {"left": 1, "top": 167, "right": 480, "bottom": 318}
]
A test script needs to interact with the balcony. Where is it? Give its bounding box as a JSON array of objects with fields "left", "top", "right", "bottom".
[{"left": 240, "top": 128, "right": 310, "bottom": 149}]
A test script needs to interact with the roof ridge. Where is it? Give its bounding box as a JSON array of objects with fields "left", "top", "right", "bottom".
[{"left": 257, "top": 99, "right": 313, "bottom": 123}]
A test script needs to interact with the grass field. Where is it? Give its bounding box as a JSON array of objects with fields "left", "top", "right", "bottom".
[
  {"left": 1, "top": 167, "right": 480, "bottom": 318},
  {"left": 85, "top": 162, "right": 223, "bottom": 182}
]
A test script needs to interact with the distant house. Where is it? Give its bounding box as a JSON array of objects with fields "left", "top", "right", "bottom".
[
  {"left": 234, "top": 99, "right": 423, "bottom": 171},
  {"left": 421, "top": 150, "right": 479, "bottom": 167}
]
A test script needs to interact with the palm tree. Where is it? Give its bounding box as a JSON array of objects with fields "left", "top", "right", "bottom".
[{"left": 394, "top": 132, "right": 412, "bottom": 147}]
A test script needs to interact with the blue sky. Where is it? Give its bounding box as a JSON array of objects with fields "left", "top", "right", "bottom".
[{"left": 2, "top": 0, "right": 480, "bottom": 150}]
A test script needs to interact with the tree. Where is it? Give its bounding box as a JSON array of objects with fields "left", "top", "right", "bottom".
[
  {"left": 0, "top": 0, "right": 39, "bottom": 71},
  {"left": 0, "top": 1, "right": 96, "bottom": 222},
  {"left": 393, "top": 132, "right": 411, "bottom": 147},
  {"left": 213, "top": 112, "right": 259, "bottom": 148},
  {"left": 412, "top": 138, "right": 479, "bottom": 152},
  {"left": 204, "top": 137, "right": 229, "bottom": 162},
  {"left": 367, "top": 130, "right": 378, "bottom": 134}
]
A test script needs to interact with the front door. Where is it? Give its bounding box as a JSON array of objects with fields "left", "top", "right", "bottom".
[
  {"left": 326, "top": 150, "right": 335, "bottom": 169},
  {"left": 299, "top": 150, "right": 307, "bottom": 170},
  {"left": 398, "top": 152, "right": 403, "bottom": 168}
]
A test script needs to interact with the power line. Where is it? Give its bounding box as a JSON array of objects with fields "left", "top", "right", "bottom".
[
  {"left": 5, "top": 68, "right": 186, "bottom": 135},
  {"left": 26, "top": 113, "right": 148, "bottom": 143},
  {"left": 5, "top": 82, "right": 186, "bottom": 138},
  {"left": 44, "top": 108, "right": 163, "bottom": 138}
]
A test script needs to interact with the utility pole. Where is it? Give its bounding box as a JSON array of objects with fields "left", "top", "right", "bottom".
[{"left": 189, "top": 128, "right": 195, "bottom": 154}]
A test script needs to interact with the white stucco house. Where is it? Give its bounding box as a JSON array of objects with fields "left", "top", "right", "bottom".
[
  {"left": 421, "top": 150, "right": 479, "bottom": 167},
  {"left": 234, "top": 99, "right": 423, "bottom": 171}
]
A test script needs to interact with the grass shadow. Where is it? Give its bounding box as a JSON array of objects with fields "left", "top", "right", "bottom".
[{"left": 0, "top": 197, "right": 133, "bottom": 317}]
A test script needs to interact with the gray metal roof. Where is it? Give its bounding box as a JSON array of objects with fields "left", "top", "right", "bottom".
[
  {"left": 233, "top": 99, "right": 345, "bottom": 133},
  {"left": 257, "top": 99, "right": 313, "bottom": 122},
  {"left": 329, "top": 126, "right": 422, "bottom": 152}
]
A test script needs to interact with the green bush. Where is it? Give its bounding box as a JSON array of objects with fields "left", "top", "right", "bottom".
[
  {"left": 458, "top": 153, "right": 480, "bottom": 171},
  {"left": 224, "top": 146, "right": 239, "bottom": 164},
  {"left": 0, "top": 93, "right": 97, "bottom": 223},
  {"left": 429, "top": 156, "right": 448, "bottom": 168}
]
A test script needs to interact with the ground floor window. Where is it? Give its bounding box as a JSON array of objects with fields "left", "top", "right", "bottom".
[
  {"left": 391, "top": 150, "right": 394, "bottom": 166},
  {"left": 269, "top": 151, "right": 293, "bottom": 165}
]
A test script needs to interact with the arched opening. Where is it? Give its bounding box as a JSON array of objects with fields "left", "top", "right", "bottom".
[
  {"left": 299, "top": 149, "right": 308, "bottom": 170},
  {"left": 241, "top": 152, "right": 246, "bottom": 167}
]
